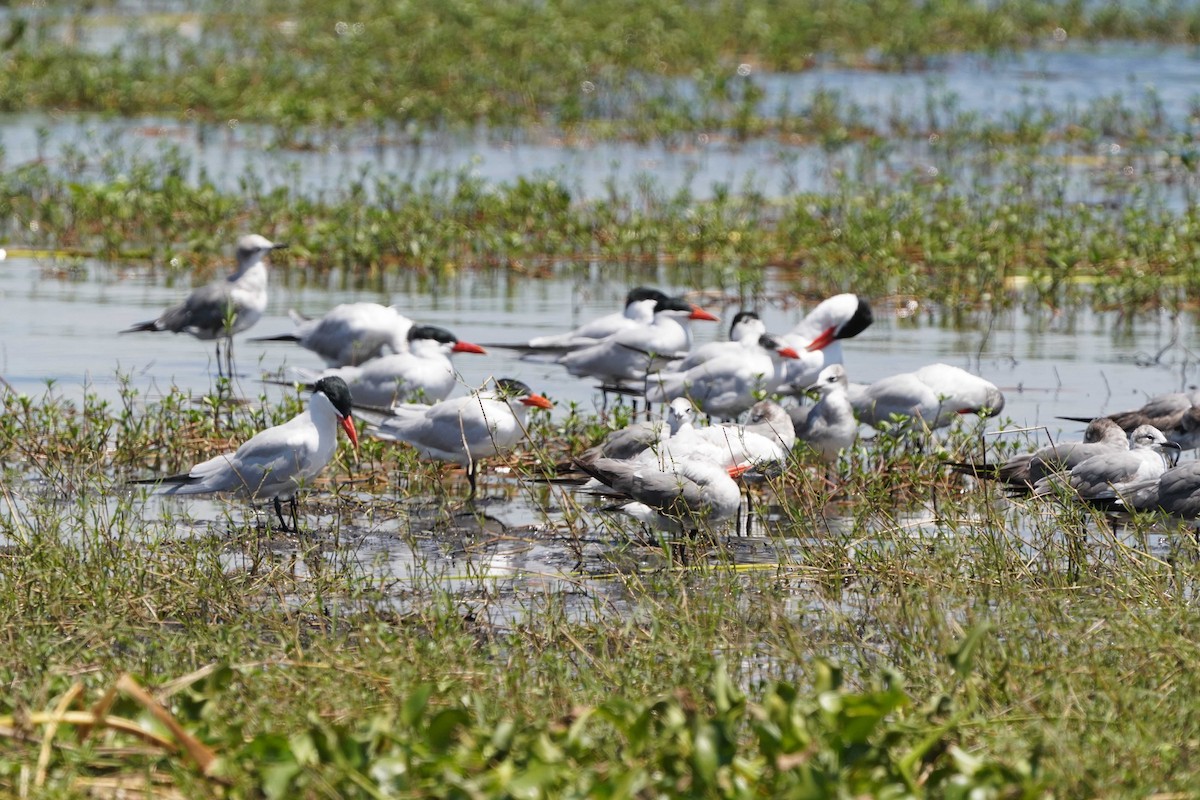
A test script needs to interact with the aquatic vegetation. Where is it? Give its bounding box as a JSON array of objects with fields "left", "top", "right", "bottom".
[
  {"left": 1, "top": 377, "right": 1199, "bottom": 794},
  {"left": 5, "top": 1, "right": 1200, "bottom": 134}
]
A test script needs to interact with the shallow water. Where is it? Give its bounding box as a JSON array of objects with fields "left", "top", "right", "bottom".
[
  {"left": 4, "top": 38, "right": 1200, "bottom": 617},
  {"left": 4, "top": 249, "right": 1198, "bottom": 621}
]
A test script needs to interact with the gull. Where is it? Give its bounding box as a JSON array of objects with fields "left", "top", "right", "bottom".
[
  {"left": 122, "top": 234, "right": 286, "bottom": 377},
  {"left": 131, "top": 376, "right": 359, "bottom": 531},
  {"left": 776, "top": 294, "right": 874, "bottom": 395},
  {"left": 365, "top": 378, "right": 553, "bottom": 498},
  {"left": 643, "top": 334, "right": 801, "bottom": 420},
  {"left": 252, "top": 302, "right": 414, "bottom": 367},
  {"left": 1030, "top": 424, "right": 1178, "bottom": 502},
  {"left": 572, "top": 449, "right": 751, "bottom": 535},
  {"left": 1117, "top": 461, "right": 1200, "bottom": 517},
  {"left": 949, "top": 417, "right": 1129, "bottom": 492},
  {"left": 1058, "top": 389, "right": 1200, "bottom": 450},
  {"left": 580, "top": 397, "right": 697, "bottom": 463},
  {"left": 790, "top": 364, "right": 858, "bottom": 463},
  {"left": 282, "top": 325, "right": 487, "bottom": 408},
  {"left": 848, "top": 363, "right": 1005, "bottom": 432}
]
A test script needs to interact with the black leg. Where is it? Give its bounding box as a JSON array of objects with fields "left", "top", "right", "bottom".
[
  {"left": 273, "top": 496, "right": 291, "bottom": 532},
  {"left": 467, "top": 462, "right": 478, "bottom": 501},
  {"left": 289, "top": 497, "right": 300, "bottom": 533}
]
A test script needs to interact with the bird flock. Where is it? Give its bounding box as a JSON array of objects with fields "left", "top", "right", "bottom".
[{"left": 123, "top": 234, "right": 1200, "bottom": 536}]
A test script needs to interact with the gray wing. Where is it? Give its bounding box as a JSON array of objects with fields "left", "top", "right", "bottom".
[
  {"left": 1063, "top": 452, "right": 1144, "bottom": 500},
  {"left": 576, "top": 457, "right": 707, "bottom": 516},
  {"left": 1152, "top": 462, "right": 1200, "bottom": 517},
  {"left": 158, "top": 282, "right": 236, "bottom": 338},
  {"left": 596, "top": 420, "right": 666, "bottom": 460}
]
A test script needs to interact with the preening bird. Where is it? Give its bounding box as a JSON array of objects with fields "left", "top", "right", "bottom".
[
  {"left": 776, "top": 294, "right": 874, "bottom": 395},
  {"left": 122, "top": 234, "right": 287, "bottom": 376},
  {"left": 131, "top": 376, "right": 359, "bottom": 531},
  {"left": 848, "top": 363, "right": 1005, "bottom": 432},
  {"left": 253, "top": 302, "right": 414, "bottom": 367}
]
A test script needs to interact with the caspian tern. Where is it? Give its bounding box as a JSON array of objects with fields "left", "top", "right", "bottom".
[
  {"left": 790, "top": 364, "right": 858, "bottom": 463},
  {"left": 1030, "top": 424, "right": 1177, "bottom": 501},
  {"left": 558, "top": 295, "right": 719, "bottom": 385},
  {"left": 365, "top": 378, "right": 553, "bottom": 497},
  {"left": 1058, "top": 390, "right": 1200, "bottom": 450},
  {"left": 494, "top": 287, "right": 668, "bottom": 352},
  {"left": 949, "top": 417, "right": 1128, "bottom": 491},
  {"left": 122, "top": 234, "right": 286, "bottom": 376},
  {"left": 131, "top": 376, "right": 359, "bottom": 531},
  {"left": 776, "top": 294, "right": 874, "bottom": 395},
  {"left": 671, "top": 311, "right": 768, "bottom": 372},
  {"left": 643, "top": 334, "right": 801, "bottom": 420},
  {"left": 573, "top": 450, "right": 751, "bottom": 535},
  {"left": 284, "top": 325, "right": 487, "bottom": 408},
  {"left": 252, "top": 302, "right": 414, "bottom": 367},
  {"left": 848, "top": 363, "right": 1005, "bottom": 432}
]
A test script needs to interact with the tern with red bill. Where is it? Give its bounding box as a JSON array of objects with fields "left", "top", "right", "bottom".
[
  {"left": 130, "top": 376, "right": 359, "bottom": 532},
  {"left": 557, "top": 295, "right": 720, "bottom": 385},
  {"left": 252, "top": 301, "right": 414, "bottom": 367},
  {"left": 777, "top": 294, "right": 874, "bottom": 395},
  {"left": 122, "top": 234, "right": 287, "bottom": 377},
  {"left": 643, "top": 333, "right": 802, "bottom": 420},
  {"left": 485, "top": 287, "right": 669, "bottom": 353},
  {"left": 365, "top": 378, "right": 553, "bottom": 498},
  {"left": 281, "top": 325, "right": 487, "bottom": 408}
]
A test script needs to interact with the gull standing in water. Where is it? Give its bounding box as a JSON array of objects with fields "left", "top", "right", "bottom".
[
  {"left": 1030, "top": 424, "right": 1178, "bottom": 503},
  {"left": 122, "top": 234, "right": 286, "bottom": 377},
  {"left": 949, "top": 417, "right": 1129, "bottom": 492},
  {"left": 131, "top": 376, "right": 359, "bottom": 532},
  {"left": 790, "top": 364, "right": 858, "bottom": 464}
]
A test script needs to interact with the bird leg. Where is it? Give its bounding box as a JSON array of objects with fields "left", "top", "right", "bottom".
[
  {"left": 467, "top": 462, "right": 479, "bottom": 502},
  {"left": 273, "top": 496, "right": 296, "bottom": 533}
]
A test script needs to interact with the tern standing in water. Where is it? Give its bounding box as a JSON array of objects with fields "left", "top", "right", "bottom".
[{"left": 132, "top": 376, "right": 359, "bottom": 532}]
